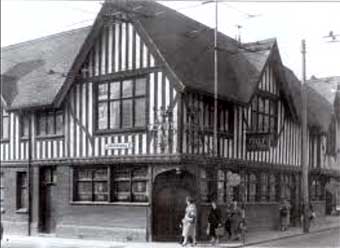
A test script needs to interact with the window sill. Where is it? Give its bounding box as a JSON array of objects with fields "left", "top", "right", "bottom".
[
  {"left": 95, "top": 127, "right": 147, "bottom": 136},
  {"left": 16, "top": 208, "right": 28, "bottom": 214},
  {"left": 36, "top": 134, "right": 64, "bottom": 140},
  {"left": 0, "top": 139, "right": 9, "bottom": 143},
  {"left": 69, "top": 201, "right": 149, "bottom": 206}
]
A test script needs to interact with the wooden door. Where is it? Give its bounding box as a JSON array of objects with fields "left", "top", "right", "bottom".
[
  {"left": 39, "top": 167, "right": 57, "bottom": 233},
  {"left": 152, "top": 170, "right": 196, "bottom": 241}
]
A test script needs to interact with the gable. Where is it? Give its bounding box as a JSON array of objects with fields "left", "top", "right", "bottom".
[{"left": 79, "top": 21, "right": 157, "bottom": 78}]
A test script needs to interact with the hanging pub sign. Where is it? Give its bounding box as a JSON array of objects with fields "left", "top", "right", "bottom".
[{"left": 246, "top": 132, "right": 271, "bottom": 151}]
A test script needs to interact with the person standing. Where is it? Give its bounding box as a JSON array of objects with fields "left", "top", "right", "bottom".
[
  {"left": 182, "top": 196, "right": 197, "bottom": 246},
  {"left": 224, "top": 204, "right": 232, "bottom": 240},
  {"left": 230, "top": 201, "right": 242, "bottom": 241},
  {"left": 279, "top": 199, "right": 289, "bottom": 231},
  {"left": 207, "top": 201, "right": 222, "bottom": 245}
]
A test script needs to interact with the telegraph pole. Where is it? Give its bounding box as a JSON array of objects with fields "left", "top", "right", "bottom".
[
  {"left": 213, "top": 0, "right": 218, "bottom": 157},
  {"left": 301, "top": 39, "right": 310, "bottom": 233}
]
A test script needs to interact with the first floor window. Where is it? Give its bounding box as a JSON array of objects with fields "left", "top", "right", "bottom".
[
  {"left": 74, "top": 166, "right": 148, "bottom": 203},
  {"left": 17, "top": 172, "right": 27, "bottom": 210},
  {"left": 1, "top": 108, "right": 9, "bottom": 140},
  {"left": 250, "top": 94, "right": 278, "bottom": 134},
  {"left": 20, "top": 115, "right": 30, "bottom": 138},
  {"left": 96, "top": 77, "right": 147, "bottom": 131},
  {"left": 37, "top": 110, "right": 64, "bottom": 136}
]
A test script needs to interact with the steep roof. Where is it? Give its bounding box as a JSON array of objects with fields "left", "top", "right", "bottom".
[
  {"left": 1, "top": 27, "right": 91, "bottom": 109},
  {"left": 307, "top": 76, "right": 339, "bottom": 107},
  {"left": 283, "top": 67, "right": 334, "bottom": 132},
  {"left": 103, "top": 0, "right": 274, "bottom": 104},
  {"left": 1, "top": 0, "right": 285, "bottom": 111}
]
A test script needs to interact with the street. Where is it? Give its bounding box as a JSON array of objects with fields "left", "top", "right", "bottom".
[{"left": 247, "top": 228, "right": 340, "bottom": 248}]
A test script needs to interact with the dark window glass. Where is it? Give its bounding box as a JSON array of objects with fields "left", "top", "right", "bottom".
[
  {"left": 74, "top": 168, "right": 108, "bottom": 202},
  {"left": 251, "top": 95, "right": 277, "bottom": 133},
  {"left": 37, "top": 111, "right": 64, "bottom": 136},
  {"left": 17, "top": 172, "right": 27, "bottom": 210},
  {"left": 135, "top": 98, "right": 146, "bottom": 127},
  {"left": 20, "top": 115, "right": 30, "bottom": 138},
  {"left": 1, "top": 109, "right": 9, "bottom": 139},
  {"left": 74, "top": 167, "right": 148, "bottom": 203}
]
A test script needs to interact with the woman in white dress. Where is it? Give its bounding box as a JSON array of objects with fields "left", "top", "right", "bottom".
[{"left": 181, "top": 196, "right": 197, "bottom": 246}]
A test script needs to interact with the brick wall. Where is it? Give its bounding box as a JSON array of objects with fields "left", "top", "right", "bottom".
[{"left": 55, "top": 166, "right": 148, "bottom": 241}]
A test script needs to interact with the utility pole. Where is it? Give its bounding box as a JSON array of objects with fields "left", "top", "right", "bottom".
[
  {"left": 301, "top": 39, "right": 310, "bottom": 233},
  {"left": 213, "top": 0, "right": 218, "bottom": 157}
]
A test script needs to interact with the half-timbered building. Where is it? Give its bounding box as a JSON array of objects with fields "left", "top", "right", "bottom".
[{"left": 1, "top": 0, "right": 339, "bottom": 241}]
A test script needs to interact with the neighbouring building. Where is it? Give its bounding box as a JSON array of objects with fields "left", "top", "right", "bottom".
[{"left": 1, "top": 0, "right": 339, "bottom": 242}]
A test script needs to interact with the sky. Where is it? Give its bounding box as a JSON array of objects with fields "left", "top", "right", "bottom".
[{"left": 1, "top": 0, "right": 340, "bottom": 80}]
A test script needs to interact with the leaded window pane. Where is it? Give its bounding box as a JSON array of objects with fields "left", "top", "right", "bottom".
[
  {"left": 47, "top": 113, "right": 54, "bottom": 135},
  {"left": 56, "top": 113, "right": 64, "bottom": 135},
  {"left": 135, "top": 78, "right": 146, "bottom": 96},
  {"left": 132, "top": 181, "right": 146, "bottom": 193},
  {"left": 38, "top": 114, "right": 46, "bottom": 136},
  {"left": 110, "top": 82, "right": 120, "bottom": 99},
  {"left": 98, "top": 84, "right": 108, "bottom": 100},
  {"left": 122, "top": 80, "right": 133, "bottom": 98},
  {"left": 98, "top": 102, "right": 108, "bottom": 130},
  {"left": 109, "top": 101, "right": 120, "bottom": 129},
  {"left": 135, "top": 98, "right": 146, "bottom": 127},
  {"left": 122, "top": 99, "right": 133, "bottom": 128},
  {"left": 2, "top": 117, "right": 9, "bottom": 139}
]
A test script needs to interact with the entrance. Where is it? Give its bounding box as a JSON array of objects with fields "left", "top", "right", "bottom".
[
  {"left": 39, "top": 167, "right": 57, "bottom": 233},
  {"left": 152, "top": 170, "right": 196, "bottom": 241}
]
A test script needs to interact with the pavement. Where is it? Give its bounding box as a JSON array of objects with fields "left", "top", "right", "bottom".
[{"left": 1, "top": 216, "right": 340, "bottom": 248}]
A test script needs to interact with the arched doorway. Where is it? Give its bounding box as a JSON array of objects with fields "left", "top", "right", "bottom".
[{"left": 152, "top": 169, "right": 196, "bottom": 241}]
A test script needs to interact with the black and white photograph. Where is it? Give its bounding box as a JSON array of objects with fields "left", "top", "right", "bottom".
[{"left": 1, "top": 0, "right": 340, "bottom": 247}]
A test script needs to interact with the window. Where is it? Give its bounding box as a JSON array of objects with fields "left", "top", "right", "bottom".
[
  {"left": 37, "top": 111, "right": 64, "bottom": 136},
  {"left": 0, "top": 172, "right": 4, "bottom": 212},
  {"left": 251, "top": 94, "right": 277, "bottom": 133},
  {"left": 113, "top": 167, "right": 148, "bottom": 202},
  {"left": 248, "top": 173, "right": 258, "bottom": 202},
  {"left": 17, "top": 172, "right": 28, "bottom": 210},
  {"left": 74, "top": 168, "right": 109, "bottom": 202},
  {"left": 96, "top": 78, "right": 147, "bottom": 131},
  {"left": 1, "top": 108, "right": 9, "bottom": 140},
  {"left": 73, "top": 166, "right": 148, "bottom": 203},
  {"left": 202, "top": 100, "right": 233, "bottom": 134},
  {"left": 20, "top": 115, "right": 30, "bottom": 138}
]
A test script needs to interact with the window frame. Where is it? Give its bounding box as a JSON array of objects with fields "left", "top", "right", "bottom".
[
  {"left": 73, "top": 166, "right": 149, "bottom": 204},
  {"left": 36, "top": 110, "right": 64, "bottom": 138},
  {"left": 250, "top": 92, "right": 278, "bottom": 135},
  {"left": 1, "top": 108, "right": 10, "bottom": 141},
  {"left": 94, "top": 76, "right": 148, "bottom": 134},
  {"left": 16, "top": 171, "right": 28, "bottom": 211}
]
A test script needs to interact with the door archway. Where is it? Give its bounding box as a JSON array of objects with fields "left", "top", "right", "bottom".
[{"left": 152, "top": 169, "right": 196, "bottom": 241}]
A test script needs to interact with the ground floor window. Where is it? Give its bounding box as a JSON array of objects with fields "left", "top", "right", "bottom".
[
  {"left": 17, "top": 172, "right": 28, "bottom": 210},
  {"left": 311, "top": 177, "right": 324, "bottom": 201},
  {"left": 73, "top": 166, "right": 148, "bottom": 203}
]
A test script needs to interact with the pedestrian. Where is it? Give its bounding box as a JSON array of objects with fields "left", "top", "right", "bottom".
[
  {"left": 207, "top": 201, "right": 222, "bottom": 245},
  {"left": 181, "top": 196, "right": 197, "bottom": 246},
  {"left": 309, "top": 203, "right": 316, "bottom": 224},
  {"left": 279, "top": 199, "right": 289, "bottom": 231},
  {"left": 230, "top": 201, "right": 242, "bottom": 241},
  {"left": 224, "top": 204, "right": 232, "bottom": 240}
]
